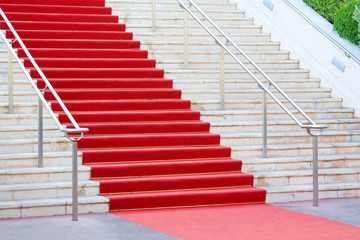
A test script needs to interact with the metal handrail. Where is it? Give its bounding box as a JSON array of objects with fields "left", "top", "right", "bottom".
[
  {"left": 0, "top": 8, "right": 87, "bottom": 220},
  {"left": 283, "top": 0, "right": 360, "bottom": 65},
  {"left": 170, "top": 0, "right": 328, "bottom": 206}
]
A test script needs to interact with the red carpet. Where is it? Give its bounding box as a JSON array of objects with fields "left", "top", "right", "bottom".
[
  {"left": 115, "top": 204, "right": 360, "bottom": 240},
  {"left": 1, "top": 0, "right": 266, "bottom": 210}
]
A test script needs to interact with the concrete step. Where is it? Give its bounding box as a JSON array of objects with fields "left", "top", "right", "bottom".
[
  {"left": 231, "top": 142, "right": 360, "bottom": 158},
  {"left": 0, "top": 114, "right": 56, "bottom": 126},
  {"left": 265, "top": 182, "right": 360, "bottom": 203},
  {"left": 191, "top": 97, "right": 342, "bottom": 111},
  {"left": 220, "top": 130, "right": 360, "bottom": 146},
  {"left": 241, "top": 154, "right": 360, "bottom": 172},
  {"left": 0, "top": 196, "right": 109, "bottom": 219},
  {"left": 0, "top": 80, "right": 34, "bottom": 91},
  {"left": 0, "top": 68, "right": 29, "bottom": 80},
  {"left": 165, "top": 68, "right": 310, "bottom": 79},
  {"left": 0, "top": 180, "right": 99, "bottom": 201},
  {"left": 141, "top": 40, "right": 277, "bottom": 51},
  {"left": 0, "top": 102, "right": 52, "bottom": 114},
  {"left": 182, "top": 88, "right": 332, "bottom": 100},
  {"left": 0, "top": 166, "right": 91, "bottom": 185},
  {"left": 209, "top": 118, "right": 360, "bottom": 133},
  {"left": 0, "top": 137, "right": 71, "bottom": 154},
  {"left": 0, "top": 151, "right": 82, "bottom": 169},
  {"left": 148, "top": 50, "right": 290, "bottom": 61},
  {"left": 157, "top": 59, "right": 299, "bottom": 70},
  {"left": 252, "top": 168, "right": 360, "bottom": 188},
  {"left": 0, "top": 91, "right": 41, "bottom": 102},
  {"left": 128, "top": 24, "right": 263, "bottom": 34},
  {"left": 200, "top": 108, "right": 354, "bottom": 122},
  {"left": 0, "top": 125, "right": 64, "bottom": 140},
  {"left": 173, "top": 78, "right": 320, "bottom": 90}
]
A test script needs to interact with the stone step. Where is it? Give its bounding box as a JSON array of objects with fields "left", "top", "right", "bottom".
[
  {"left": 173, "top": 78, "right": 320, "bottom": 90},
  {"left": 183, "top": 88, "right": 332, "bottom": 100},
  {"left": 191, "top": 97, "right": 342, "bottom": 111},
  {"left": 0, "top": 166, "right": 91, "bottom": 185},
  {"left": 141, "top": 40, "right": 277, "bottom": 51},
  {"left": 165, "top": 68, "right": 310, "bottom": 79},
  {"left": 0, "top": 69, "right": 30, "bottom": 80},
  {"left": 252, "top": 168, "right": 360, "bottom": 188},
  {"left": 148, "top": 50, "right": 290, "bottom": 61},
  {"left": 128, "top": 24, "right": 263, "bottom": 34},
  {"left": 0, "top": 80, "right": 34, "bottom": 91},
  {"left": 241, "top": 154, "right": 360, "bottom": 172},
  {"left": 0, "top": 58, "right": 23, "bottom": 69},
  {"left": 209, "top": 118, "right": 360, "bottom": 133},
  {"left": 157, "top": 59, "right": 299, "bottom": 70},
  {"left": 0, "top": 91, "right": 41, "bottom": 102},
  {"left": 0, "top": 196, "right": 109, "bottom": 219},
  {"left": 231, "top": 142, "right": 360, "bottom": 158},
  {"left": 0, "top": 114, "right": 56, "bottom": 126},
  {"left": 0, "top": 151, "right": 82, "bottom": 169},
  {"left": 265, "top": 182, "right": 360, "bottom": 203},
  {"left": 220, "top": 130, "right": 360, "bottom": 146},
  {"left": 0, "top": 180, "right": 99, "bottom": 201},
  {"left": 0, "top": 137, "right": 71, "bottom": 154},
  {"left": 0, "top": 125, "right": 64, "bottom": 140},
  {"left": 108, "top": 0, "right": 237, "bottom": 11},
  {"left": 200, "top": 108, "right": 354, "bottom": 122},
  {"left": 0, "top": 102, "right": 51, "bottom": 114},
  {"left": 122, "top": 16, "right": 254, "bottom": 26}
]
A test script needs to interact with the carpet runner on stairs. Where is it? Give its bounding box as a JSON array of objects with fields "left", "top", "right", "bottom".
[{"left": 0, "top": 0, "right": 266, "bottom": 211}]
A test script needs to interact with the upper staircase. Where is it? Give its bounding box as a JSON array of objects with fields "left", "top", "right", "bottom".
[{"left": 108, "top": 0, "right": 360, "bottom": 202}]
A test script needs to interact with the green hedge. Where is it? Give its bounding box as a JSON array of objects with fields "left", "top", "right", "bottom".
[
  {"left": 303, "top": 0, "right": 360, "bottom": 45},
  {"left": 354, "top": 5, "right": 360, "bottom": 44}
]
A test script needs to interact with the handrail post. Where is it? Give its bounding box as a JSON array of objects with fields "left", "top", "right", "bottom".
[
  {"left": 38, "top": 90, "right": 43, "bottom": 168},
  {"left": 220, "top": 47, "right": 225, "bottom": 110},
  {"left": 152, "top": 0, "right": 156, "bottom": 32},
  {"left": 71, "top": 138, "right": 79, "bottom": 221},
  {"left": 262, "top": 90, "right": 268, "bottom": 157},
  {"left": 312, "top": 135, "right": 319, "bottom": 206},
  {"left": 184, "top": 11, "right": 189, "bottom": 68},
  {"left": 8, "top": 41, "right": 13, "bottom": 114}
]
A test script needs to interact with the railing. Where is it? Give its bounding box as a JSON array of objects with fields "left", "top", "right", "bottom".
[
  {"left": 151, "top": 0, "right": 328, "bottom": 206},
  {"left": 0, "top": 8, "right": 88, "bottom": 220}
]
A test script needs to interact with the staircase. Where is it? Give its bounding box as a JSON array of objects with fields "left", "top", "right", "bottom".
[
  {"left": 108, "top": 0, "right": 360, "bottom": 202},
  {"left": 0, "top": 0, "right": 265, "bottom": 218}
]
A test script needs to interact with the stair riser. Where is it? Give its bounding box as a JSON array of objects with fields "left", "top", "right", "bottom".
[
  {"left": 0, "top": 153, "right": 82, "bottom": 169},
  {"left": 109, "top": 2, "right": 237, "bottom": 11},
  {"left": 0, "top": 116, "right": 56, "bottom": 126},
  {"left": 165, "top": 71, "right": 310, "bottom": 79},
  {"left": 0, "top": 183, "right": 99, "bottom": 201},
  {"left": 0, "top": 105, "right": 55, "bottom": 115},
  {"left": 128, "top": 26, "right": 262, "bottom": 34},
  {"left": 253, "top": 173, "right": 360, "bottom": 187},
  {"left": 0, "top": 129, "right": 64, "bottom": 140},
  {"left": 192, "top": 100, "right": 342, "bottom": 111},
  {"left": 112, "top": 10, "right": 245, "bottom": 19},
  {"left": 0, "top": 170, "right": 90, "bottom": 185},
  {"left": 266, "top": 189, "right": 360, "bottom": 203},
  {"left": 0, "top": 72, "right": 30, "bottom": 80},
  {"left": 232, "top": 145, "right": 360, "bottom": 158},
  {"left": 183, "top": 91, "right": 331, "bottom": 100},
  {"left": 148, "top": 51, "right": 290, "bottom": 61},
  {"left": 174, "top": 80, "right": 320, "bottom": 90},
  {"left": 141, "top": 43, "right": 278, "bottom": 52},
  {"left": 158, "top": 61, "right": 298, "bottom": 70},
  {"left": 221, "top": 134, "right": 360, "bottom": 146},
  {"left": 126, "top": 18, "right": 254, "bottom": 26},
  {"left": 0, "top": 140, "right": 71, "bottom": 154},
  {"left": 0, "top": 94, "right": 39, "bottom": 102},
  {"left": 0, "top": 83, "right": 34, "bottom": 91}
]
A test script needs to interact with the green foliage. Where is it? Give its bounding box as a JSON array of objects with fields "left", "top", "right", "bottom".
[
  {"left": 333, "top": 0, "right": 360, "bottom": 45},
  {"left": 303, "top": 0, "right": 344, "bottom": 23},
  {"left": 354, "top": 5, "right": 360, "bottom": 44}
]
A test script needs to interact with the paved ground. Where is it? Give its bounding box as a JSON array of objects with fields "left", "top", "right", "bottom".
[{"left": 0, "top": 198, "right": 358, "bottom": 240}]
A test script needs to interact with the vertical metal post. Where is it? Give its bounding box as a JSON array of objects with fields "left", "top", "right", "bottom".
[
  {"left": 262, "top": 90, "right": 268, "bottom": 158},
  {"left": 8, "top": 42, "right": 14, "bottom": 114},
  {"left": 38, "top": 90, "right": 43, "bottom": 168},
  {"left": 312, "top": 135, "right": 319, "bottom": 206},
  {"left": 220, "top": 47, "right": 225, "bottom": 110},
  {"left": 152, "top": 0, "right": 156, "bottom": 32},
  {"left": 184, "top": 11, "right": 189, "bottom": 68},
  {"left": 72, "top": 139, "right": 79, "bottom": 221}
]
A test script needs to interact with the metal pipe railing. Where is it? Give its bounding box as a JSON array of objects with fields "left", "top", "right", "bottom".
[
  {"left": 149, "top": 0, "right": 328, "bottom": 205},
  {"left": 0, "top": 8, "right": 88, "bottom": 220}
]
